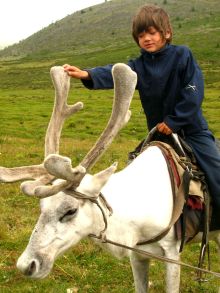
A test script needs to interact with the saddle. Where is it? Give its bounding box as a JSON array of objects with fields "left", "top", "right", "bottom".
[{"left": 128, "top": 128, "right": 211, "bottom": 252}]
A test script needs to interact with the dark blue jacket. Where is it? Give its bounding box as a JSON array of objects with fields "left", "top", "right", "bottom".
[
  {"left": 82, "top": 44, "right": 208, "bottom": 135},
  {"left": 82, "top": 45, "right": 220, "bottom": 207}
]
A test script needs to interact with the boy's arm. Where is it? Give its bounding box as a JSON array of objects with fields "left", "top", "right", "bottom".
[
  {"left": 63, "top": 64, "right": 90, "bottom": 79},
  {"left": 81, "top": 65, "right": 114, "bottom": 89},
  {"left": 63, "top": 63, "right": 114, "bottom": 89}
]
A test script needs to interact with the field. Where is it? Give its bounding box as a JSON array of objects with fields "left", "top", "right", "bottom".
[
  {"left": 0, "top": 0, "right": 220, "bottom": 292},
  {"left": 0, "top": 64, "right": 220, "bottom": 293}
]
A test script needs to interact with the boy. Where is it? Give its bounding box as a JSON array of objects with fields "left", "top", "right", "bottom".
[{"left": 63, "top": 4, "right": 220, "bottom": 227}]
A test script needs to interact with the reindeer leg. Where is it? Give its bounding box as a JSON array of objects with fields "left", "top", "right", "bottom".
[
  {"left": 164, "top": 247, "right": 180, "bottom": 293},
  {"left": 130, "top": 253, "right": 150, "bottom": 293}
]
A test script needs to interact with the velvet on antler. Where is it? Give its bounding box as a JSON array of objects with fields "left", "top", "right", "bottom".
[{"left": 0, "top": 64, "right": 137, "bottom": 198}]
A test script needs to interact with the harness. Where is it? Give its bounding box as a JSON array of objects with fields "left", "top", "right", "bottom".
[
  {"left": 136, "top": 140, "right": 208, "bottom": 246},
  {"left": 128, "top": 128, "right": 211, "bottom": 277},
  {"left": 66, "top": 128, "right": 211, "bottom": 279}
]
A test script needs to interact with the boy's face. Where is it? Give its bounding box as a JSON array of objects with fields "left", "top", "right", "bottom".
[{"left": 138, "top": 26, "right": 170, "bottom": 53}]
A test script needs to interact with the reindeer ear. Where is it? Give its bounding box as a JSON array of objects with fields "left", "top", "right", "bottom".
[{"left": 90, "top": 162, "right": 118, "bottom": 196}]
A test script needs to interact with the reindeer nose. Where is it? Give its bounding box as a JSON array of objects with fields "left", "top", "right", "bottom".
[
  {"left": 25, "top": 260, "right": 37, "bottom": 276},
  {"left": 17, "top": 258, "right": 39, "bottom": 277}
]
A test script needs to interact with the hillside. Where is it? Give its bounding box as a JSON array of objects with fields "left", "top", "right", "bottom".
[
  {"left": 0, "top": 0, "right": 220, "bottom": 62},
  {"left": 0, "top": 0, "right": 219, "bottom": 100}
]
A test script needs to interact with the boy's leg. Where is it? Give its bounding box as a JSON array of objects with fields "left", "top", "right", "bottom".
[{"left": 185, "top": 130, "right": 220, "bottom": 208}]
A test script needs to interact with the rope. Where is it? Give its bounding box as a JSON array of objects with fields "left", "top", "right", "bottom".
[
  {"left": 66, "top": 183, "right": 220, "bottom": 279},
  {"left": 89, "top": 234, "right": 220, "bottom": 279}
]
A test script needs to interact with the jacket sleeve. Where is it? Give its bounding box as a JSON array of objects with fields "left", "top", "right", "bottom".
[
  {"left": 164, "top": 49, "right": 204, "bottom": 133},
  {"left": 81, "top": 64, "right": 114, "bottom": 89},
  {"left": 81, "top": 61, "right": 136, "bottom": 90}
]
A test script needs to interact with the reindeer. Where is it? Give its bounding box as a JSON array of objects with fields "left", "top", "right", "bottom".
[{"left": 0, "top": 64, "right": 220, "bottom": 293}]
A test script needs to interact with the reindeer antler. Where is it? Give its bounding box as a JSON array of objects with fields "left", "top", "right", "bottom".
[
  {"left": 81, "top": 63, "right": 136, "bottom": 170},
  {"left": 45, "top": 67, "right": 83, "bottom": 157},
  {"left": 0, "top": 64, "right": 137, "bottom": 198},
  {"left": 0, "top": 66, "right": 83, "bottom": 196},
  {"left": 36, "top": 63, "right": 137, "bottom": 197}
]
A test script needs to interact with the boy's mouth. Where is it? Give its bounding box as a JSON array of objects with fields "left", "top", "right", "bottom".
[{"left": 144, "top": 43, "right": 154, "bottom": 50}]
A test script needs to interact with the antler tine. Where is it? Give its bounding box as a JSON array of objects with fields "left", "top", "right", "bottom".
[
  {"left": 42, "top": 63, "right": 137, "bottom": 196},
  {"left": 0, "top": 165, "right": 48, "bottom": 183},
  {"left": 45, "top": 66, "right": 83, "bottom": 157},
  {"left": 80, "top": 63, "right": 137, "bottom": 170}
]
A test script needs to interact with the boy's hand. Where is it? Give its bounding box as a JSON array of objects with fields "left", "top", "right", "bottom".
[
  {"left": 157, "top": 122, "right": 172, "bottom": 135},
  {"left": 63, "top": 64, "right": 90, "bottom": 80}
]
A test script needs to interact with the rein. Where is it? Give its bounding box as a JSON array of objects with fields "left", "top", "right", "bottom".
[
  {"left": 66, "top": 188, "right": 220, "bottom": 280},
  {"left": 65, "top": 189, "right": 112, "bottom": 239},
  {"left": 89, "top": 233, "right": 220, "bottom": 279}
]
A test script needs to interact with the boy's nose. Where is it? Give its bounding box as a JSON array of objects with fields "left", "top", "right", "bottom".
[{"left": 143, "top": 33, "right": 151, "bottom": 41}]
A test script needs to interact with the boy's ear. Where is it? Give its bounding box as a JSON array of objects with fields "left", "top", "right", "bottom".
[{"left": 165, "top": 31, "right": 171, "bottom": 40}]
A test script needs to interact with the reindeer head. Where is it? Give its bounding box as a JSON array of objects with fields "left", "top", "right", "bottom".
[
  {"left": 0, "top": 64, "right": 137, "bottom": 278},
  {"left": 16, "top": 163, "right": 118, "bottom": 279}
]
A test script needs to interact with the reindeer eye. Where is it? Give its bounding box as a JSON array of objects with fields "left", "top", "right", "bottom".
[{"left": 59, "top": 209, "right": 77, "bottom": 223}]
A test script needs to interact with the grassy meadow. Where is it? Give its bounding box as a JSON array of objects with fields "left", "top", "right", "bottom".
[
  {"left": 0, "top": 65, "right": 220, "bottom": 293},
  {"left": 0, "top": 0, "right": 220, "bottom": 292}
]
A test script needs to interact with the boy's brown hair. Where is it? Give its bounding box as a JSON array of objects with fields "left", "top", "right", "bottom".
[{"left": 132, "top": 4, "right": 173, "bottom": 45}]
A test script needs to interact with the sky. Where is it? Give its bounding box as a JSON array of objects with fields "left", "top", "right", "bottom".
[{"left": 0, "top": 0, "right": 105, "bottom": 48}]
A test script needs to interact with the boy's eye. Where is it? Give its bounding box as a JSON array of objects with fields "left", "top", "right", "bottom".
[
  {"left": 148, "top": 29, "right": 157, "bottom": 35},
  {"left": 147, "top": 26, "right": 157, "bottom": 34},
  {"left": 138, "top": 32, "right": 145, "bottom": 38}
]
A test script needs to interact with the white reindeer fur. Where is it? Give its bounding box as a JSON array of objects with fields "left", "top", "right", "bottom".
[{"left": 17, "top": 146, "right": 182, "bottom": 292}]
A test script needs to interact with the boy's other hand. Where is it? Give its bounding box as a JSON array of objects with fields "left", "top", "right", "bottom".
[
  {"left": 63, "top": 64, "right": 90, "bottom": 80},
  {"left": 157, "top": 122, "right": 172, "bottom": 135}
]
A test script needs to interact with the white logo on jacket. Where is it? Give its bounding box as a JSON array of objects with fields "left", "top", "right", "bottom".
[{"left": 186, "top": 84, "right": 197, "bottom": 91}]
